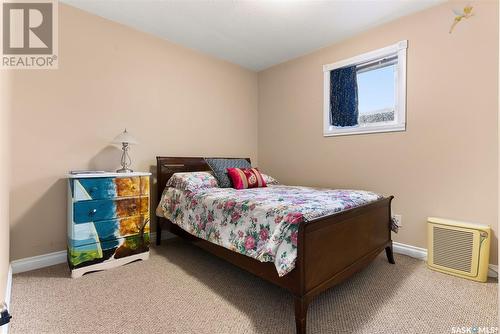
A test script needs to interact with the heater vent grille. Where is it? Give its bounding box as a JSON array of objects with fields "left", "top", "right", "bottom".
[{"left": 432, "top": 226, "right": 473, "bottom": 273}]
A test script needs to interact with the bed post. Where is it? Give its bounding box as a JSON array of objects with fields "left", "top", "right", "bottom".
[
  {"left": 294, "top": 223, "right": 308, "bottom": 334},
  {"left": 385, "top": 197, "right": 395, "bottom": 264},
  {"left": 385, "top": 243, "right": 395, "bottom": 264},
  {"left": 294, "top": 296, "right": 309, "bottom": 334},
  {"left": 156, "top": 218, "right": 162, "bottom": 246},
  {"left": 156, "top": 157, "right": 163, "bottom": 246}
]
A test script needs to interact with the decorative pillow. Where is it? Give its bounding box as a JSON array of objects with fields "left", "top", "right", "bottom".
[
  {"left": 205, "top": 158, "right": 251, "bottom": 188},
  {"left": 227, "top": 168, "right": 267, "bottom": 190},
  {"left": 261, "top": 173, "right": 280, "bottom": 185},
  {"left": 166, "top": 172, "right": 219, "bottom": 192}
]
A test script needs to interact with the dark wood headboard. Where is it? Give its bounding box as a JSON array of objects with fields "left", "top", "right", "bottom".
[{"left": 155, "top": 156, "right": 251, "bottom": 207}]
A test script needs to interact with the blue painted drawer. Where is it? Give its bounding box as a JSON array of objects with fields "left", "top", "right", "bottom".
[
  {"left": 72, "top": 176, "right": 149, "bottom": 201},
  {"left": 73, "top": 198, "right": 141, "bottom": 223},
  {"left": 73, "top": 178, "right": 117, "bottom": 201}
]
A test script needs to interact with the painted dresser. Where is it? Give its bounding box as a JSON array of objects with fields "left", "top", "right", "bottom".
[{"left": 67, "top": 172, "right": 152, "bottom": 278}]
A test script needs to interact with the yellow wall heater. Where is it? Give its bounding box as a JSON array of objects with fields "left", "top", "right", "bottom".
[{"left": 427, "top": 217, "right": 490, "bottom": 282}]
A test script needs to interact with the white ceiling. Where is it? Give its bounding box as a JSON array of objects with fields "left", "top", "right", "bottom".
[{"left": 62, "top": 0, "right": 445, "bottom": 71}]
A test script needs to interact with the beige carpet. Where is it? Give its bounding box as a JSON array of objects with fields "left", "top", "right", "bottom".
[{"left": 9, "top": 238, "right": 498, "bottom": 334}]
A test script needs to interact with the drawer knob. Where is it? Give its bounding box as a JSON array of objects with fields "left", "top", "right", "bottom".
[
  {"left": 89, "top": 209, "right": 97, "bottom": 216},
  {"left": 89, "top": 187, "right": 98, "bottom": 193}
]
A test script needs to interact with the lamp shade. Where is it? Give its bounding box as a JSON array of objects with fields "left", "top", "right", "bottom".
[{"left": 112, "top": 129, "right": 138, "bottom": 145}]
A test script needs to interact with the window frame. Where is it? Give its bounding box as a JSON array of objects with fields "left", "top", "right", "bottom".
[{"left": 323, "top": 40, "right": 407, "bottom": 137}]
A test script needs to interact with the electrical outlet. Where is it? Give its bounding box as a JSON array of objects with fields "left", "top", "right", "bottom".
[{"left": 392, "top": 214, "right": 402, "bottom": 227}]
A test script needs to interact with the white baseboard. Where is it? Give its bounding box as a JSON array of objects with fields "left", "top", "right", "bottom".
[
  {"left": 11, "top": 232, "right": 175, "bottom": 274},
  {"left": 11, "top": 251, "right": 67, "bottom": 274},
  {"left": 488, "top": 264, "right": 498, "bottom": 278},
  {"left": 1, "top": 265, "right": 12, "bottom": 334},
  {"left": 5, "top": 265, "right": 12, "bottom": 310},
  {"left": 152, "top": 230, "right": 176, "bottom": 241},
  {"left": 393, "top": 241, "right": 427, "bottom": 260},
  {"left": 149, "top": 231, "right": 176, "bottom": 244},
  {"left": 392, "top": 241, "right": 498, "bottom": 278},
  {"left": 9, "top": 237, "right": 497, "bottom": 278}
]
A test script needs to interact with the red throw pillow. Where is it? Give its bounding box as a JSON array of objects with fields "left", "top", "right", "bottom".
[{"left": 227, "top": 168, "right": 267, "bottom": 189}]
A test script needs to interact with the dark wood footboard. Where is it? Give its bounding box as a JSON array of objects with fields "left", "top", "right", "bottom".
[
  {"left": 293, "top": 196, "right": 394, "bottom": 333},
  {"left": 301, "top": 197, "right": 393, "bottom": 297},
  {"left": 155, "top": 156, "right": 394, "bottom": 334}
]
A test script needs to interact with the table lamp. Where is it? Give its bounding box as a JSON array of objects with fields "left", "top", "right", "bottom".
[{"left": 112, "top": 129, "right": 138, "bottom": 173}]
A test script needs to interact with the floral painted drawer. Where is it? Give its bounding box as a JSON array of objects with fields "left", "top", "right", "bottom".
[{"left": 67, "top": 172, "right": 152, "bottom": 278}]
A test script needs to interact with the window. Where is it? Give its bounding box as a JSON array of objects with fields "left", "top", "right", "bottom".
[{"left": 323, "top": 40, "right": 407, "bottom": 136}]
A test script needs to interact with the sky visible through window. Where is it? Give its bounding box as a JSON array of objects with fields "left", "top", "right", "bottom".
[{"left": 356, "top": 65, "right": 395, "bottom": 114}]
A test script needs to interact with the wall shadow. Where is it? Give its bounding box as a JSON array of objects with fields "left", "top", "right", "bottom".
[
  {"left": 88, "top": 145, "right": 122, "bottom": 171},
  {"left": 10, "top": 178, "right": 68, "bottom": 271}
]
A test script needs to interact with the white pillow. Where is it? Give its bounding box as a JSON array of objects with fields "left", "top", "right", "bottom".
[
  {"left": 261, "top": 173, "right": 280, "bottom": 185},
  {"left": 166, "top": 172, "right": 219, "bottom": 192}
]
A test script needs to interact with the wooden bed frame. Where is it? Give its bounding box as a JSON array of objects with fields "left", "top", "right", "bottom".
[{"left": 155, "top": 156, "right": 395, "bottom": 334}]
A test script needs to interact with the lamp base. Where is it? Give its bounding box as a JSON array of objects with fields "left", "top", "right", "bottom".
[{"left": 116, "top": 167, "right": 134, "bottom": 173}]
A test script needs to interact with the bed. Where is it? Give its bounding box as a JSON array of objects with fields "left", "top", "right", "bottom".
[{"left": 155, "top": 156, "right": 395, "bottom": 334}]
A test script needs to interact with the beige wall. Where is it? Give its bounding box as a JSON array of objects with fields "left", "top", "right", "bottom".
[
  {"left": 0, "top": 72, "right": 11, "bottom": 302},
  {"left": 7, "top": 2, "right": 499, "bottom": 267},
  {"left": 258, "top": 1, "right": 499, "bottom": 264},
  {"left": 8, "top": 4, "right": 258, "bottom": 260}
]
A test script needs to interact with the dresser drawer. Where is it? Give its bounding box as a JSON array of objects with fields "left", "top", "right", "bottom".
[
  {"left": 93, "top": 216, "right": 150, "bottom": 243},
  {"left": 68, "top": 233, "right": 150, "bottom": 268},
  {"left": 73, "top": 198, "right": 143, "bottom": 223},
  {"left": 72, "top": 176, "right": 149, "bottom": 201},
  {"left": 68, "top": 215, "right": 150, "bottom": 248},
  {"left": 68, "top": 238, "right": 111, "bottom": 268}
]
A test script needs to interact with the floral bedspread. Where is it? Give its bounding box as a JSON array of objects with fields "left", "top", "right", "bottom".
[{"left": 156, "top": 185, "right": 384, "bottom": 276}]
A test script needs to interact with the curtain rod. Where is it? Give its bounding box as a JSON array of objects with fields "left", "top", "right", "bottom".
[{"left": 356, "top": 55, "right": 397, "bottom": 73}]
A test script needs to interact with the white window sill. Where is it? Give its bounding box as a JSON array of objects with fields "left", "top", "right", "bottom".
[{"left": 323, "top": 123, "right": 406, "bottom": 137}]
